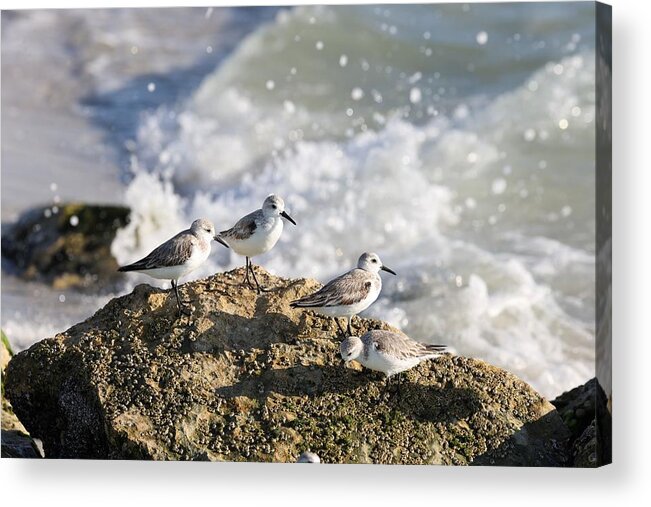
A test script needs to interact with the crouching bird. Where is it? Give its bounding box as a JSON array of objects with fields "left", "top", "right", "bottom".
[{"left": 340, "top": 329, "right": 447, "bottom": 397}]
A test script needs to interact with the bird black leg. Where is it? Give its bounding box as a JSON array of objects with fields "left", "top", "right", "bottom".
[
  {"left": 346, "top": 317, "right": 354, "bottom": 335},
  {"left": 334, "top": 318, "right": 346, "bottom": 336},
  {"left": 171, "top": 280, "right": 190, "bottom": 316},
  {"left": 249, "top": 261, "right": 269, "bottom": 294},
  {"left": 243, "top": 257, "right": 253, "bottom": 288}
]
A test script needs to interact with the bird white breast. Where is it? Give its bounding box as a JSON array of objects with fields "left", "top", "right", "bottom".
[
  {"left": 184, "top": 239, "right": 212, "bottom": 270},
  {"left": 230, "top": 217, "right": 283, "bottom": 257},
  {"left": 360, "top": 350, "right": 423, "bottom": 378}
]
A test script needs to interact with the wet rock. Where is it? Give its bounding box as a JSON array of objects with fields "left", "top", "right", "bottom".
[
  {"left": 551, "top": 378, "right": 611, "bottom": 466},
  {"left": 6, "top": 268, "right": 570, "bottom": 464},
  {"left": 571, "top": 419, "right": 599, "bottom": 467},
  {"left": 1, "top": 430, "right": 42, "bottom": 458},
  {"left": 1, "top": 202, "right": 130, "bottom": 289}
]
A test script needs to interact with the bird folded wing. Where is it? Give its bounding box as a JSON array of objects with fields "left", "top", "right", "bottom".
[
  {"left": 128, "top": 232, "right": 195, "bottom": 270},
  {"left": 220, "top": 211, "right": 259, "bottom": 240},
  {"left": 292, "top": 270, "right": 372, "bottom": 307},
  {"left": 372, "top": 331, "right": 434, "bottom": 361}
]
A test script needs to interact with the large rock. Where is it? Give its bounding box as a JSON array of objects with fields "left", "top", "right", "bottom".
[
  {"left": 1, "top": 202, "right": 130, "bottom": 289},
  {"left": 5, "top": 268, "right": 570, "bottom": 464}
]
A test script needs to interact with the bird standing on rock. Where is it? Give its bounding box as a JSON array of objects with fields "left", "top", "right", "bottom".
[
  {"left": 118, "top": 218, "right": 228, "bottom": 316},
  {"left": 217, "top": 194, "right": 296, "bottom": 294},
  {"left": 290, "top": 252, "right": 396, "bottom": 336}
]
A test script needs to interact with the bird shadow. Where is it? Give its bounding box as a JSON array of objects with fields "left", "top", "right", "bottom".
[
  {"left": 214, "top": 361, "right": 481, "bottom": 424},
  {"left": 182, "top": 288, "right": 302, "bottom": 355}
]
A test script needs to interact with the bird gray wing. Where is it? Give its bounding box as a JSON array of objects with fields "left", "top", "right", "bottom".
[
  {"left": 366, "top": 330, "right": 446, "bottom": 360},
  {"left": 219, "top": 210, "right": 260, "bottom": 240},
  {"left": 290, "top": 269, "right": 372, "bottom": 308},
  {"left": 119, "top": 231, "right": 195, "bottom": 271}
]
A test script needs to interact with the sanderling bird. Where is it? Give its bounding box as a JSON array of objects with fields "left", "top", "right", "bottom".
[
  {"left": 217, "top": 194, "right": 296, "bottom": 293},
  {"left": 118, "top": 218, "right": 229, "bottom": 316},
  {"left": 297, "top": 451, "right": 321, "bottom": 463},
  {"left": 340, "top": 329, "right": 447, "bottom": 394},
  {"left": 290, "top": 252, "right": 396, "bottom": 336}
]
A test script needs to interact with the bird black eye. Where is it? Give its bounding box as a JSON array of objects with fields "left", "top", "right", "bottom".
[
  {"left": 272, "top": 204, "right": 277, "bottom": 209},
  {"left": 372, "top": 258, "right": 377, "bottom": 263}
]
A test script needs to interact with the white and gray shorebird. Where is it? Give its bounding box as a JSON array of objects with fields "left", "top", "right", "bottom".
[
  {"left": 217, "top": 194, "right": 296, "bottom": 293},
  {"left": 296, "top": 451, "right": 321, "bottom": 463},
  {"left": 118, "top": 218, "right": 229, "bottom": 316},
  {"left": 340, "top": 329, "right": 447, "bottom": 392},
  {"left": 290, "top": 252, "right": 396, "bottom": 336}
]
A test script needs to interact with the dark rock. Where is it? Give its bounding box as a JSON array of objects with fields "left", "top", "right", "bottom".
[
  {"left": 1, "top": 430, "right": 42, "bottom": 458},
  {"left": 1, "top": 202, "right": 130, "bottom": 289},
  {"left": 551, "top": 377, "right": 612, "bottom": 466},
  {"left": 572, "top": 420, "right": 599, "bottom": 467},
  {"left": 6, "top": 268, "right": 570, "bottom": 464}
]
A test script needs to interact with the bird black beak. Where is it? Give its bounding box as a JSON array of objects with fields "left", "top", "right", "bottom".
[
  {"left": 281, "top": 211, "right": 296, "bottom": 225},
  {"left": 214, "top": 236, "right": 229, "bottom": 248},
  {"left": 380, "top": 265, "right": 396, "bottom": 275}
]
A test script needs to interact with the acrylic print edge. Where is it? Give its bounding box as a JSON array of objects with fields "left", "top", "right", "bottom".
[{"left": 595, "top": 0, "right": 612, "bottom": 467}]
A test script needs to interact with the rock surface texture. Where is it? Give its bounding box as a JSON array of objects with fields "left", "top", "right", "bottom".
[{"left": 6, "top": 268, "right": 571, "bottom": 464}]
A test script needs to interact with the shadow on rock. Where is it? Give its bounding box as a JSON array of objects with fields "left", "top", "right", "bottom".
[
  {"left": 471, "top": 410, "right": 571, "bottom": 467},
  {"left": 215, "top": 362, "right": 482, "bottom": 425},
  {"left": 187, "top": 307, "right": 301, "bottom": 354}
]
